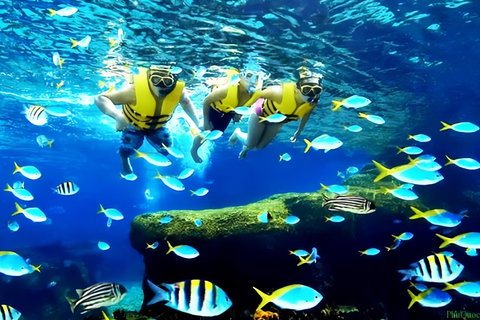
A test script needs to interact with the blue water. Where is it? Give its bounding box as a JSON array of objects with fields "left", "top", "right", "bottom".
[{"left": 1, "top": 0, "right": 480, "bottom": 319}]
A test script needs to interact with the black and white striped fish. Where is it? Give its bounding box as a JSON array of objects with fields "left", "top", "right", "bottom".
[
  {"left": 322, "top": 193, "right": 376, "bottom": 214},
  {"left": 65, "top": 282, "right": 127, "bottom": 314},
  {"left": 147, "top": 279, "right": 232, "bottom": 317},
  {"left": 398, "top": 253, "right": 464, "bottom": 282},
  {"left": 0, "top": 305, "right": 21, "bottom": 320},
  {"left": 54, "top": 182, "right": 79, "bottom": 195},
  {"left": 24, "top": 105, "right": 48, "bottom": 126}
]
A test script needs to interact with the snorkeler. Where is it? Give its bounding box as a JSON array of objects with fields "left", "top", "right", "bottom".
[
  {"left": 94, "top": 65, "right": 200, "bottom": 174},
  {"left": 229, "top": 68, "right": 323, "bottom": 159}
]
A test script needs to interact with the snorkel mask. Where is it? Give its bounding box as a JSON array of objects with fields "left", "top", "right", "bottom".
[
  {"left": 296, "top": 76, "right": 323, "bottom": 105},
  {"left": 149, "top": 66, "right": 178, "bottom": 95}
]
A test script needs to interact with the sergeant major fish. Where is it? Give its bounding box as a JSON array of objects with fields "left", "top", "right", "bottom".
[
  {"left": 0, "top": 305, "right": 21, "bottom": 320},
  {"left": 398, "top": 253, "right": 464, "bottom": 283}
]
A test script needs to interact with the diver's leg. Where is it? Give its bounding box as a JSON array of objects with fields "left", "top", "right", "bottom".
[
  {"left": 119, "top": 129, "right": 144, "bottom": 174},
  {"left": 238, "top": 113, "right": 265, "bottom": 159},
  {"left": 255, "top": 123, "right": 284, "bottom": 149},
  {"left": 190, "top": 135, "right": 204, "bottom": 163},
  {"left": 145, "top": 127, "right": 171, "bottom": 156}
]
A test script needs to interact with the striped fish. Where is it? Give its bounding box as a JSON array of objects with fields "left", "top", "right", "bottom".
[
  {"left": 147, "top": 279, "right": 232, "bottom": 317},
  {"left": 24, "top": 105, "right": 48, "bottom": 126},
  {"left": 54, "top": 182, "right": 79, "bottom": 195},
  {"left": 65, "top": 282, "right": 127, "bottom": 314},
  {"left": 398, "top": 253, "right": 464, "bottom": 283},
  {"left": 321, "top": 193, "right": 376, "bottom": 214},
  {"left": 0, "top": 305, "right": 21, "bottom": 320}
]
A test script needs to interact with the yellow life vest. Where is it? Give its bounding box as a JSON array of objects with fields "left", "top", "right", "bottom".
[
  {"left": 211, "top": 69, "right": 262, "bottom": 113},
  {"left": 122, "top": 68, "right": 184, "bottom": 130},
  {"left": 262, "top": 82, "right": 313, "bottom": 121}
]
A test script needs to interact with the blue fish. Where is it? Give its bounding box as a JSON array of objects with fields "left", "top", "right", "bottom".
[
  {"left": 194, "top": 219, "right": 202, "bottom": 227},
  {"left": 253, "top": 284, "right": 322, "bottom": 311},
  {"left": 134, "top": 150, "right": 171, "bottom": 167},
  {"left": 154, "top": 172, "right": 185, "bottom": 191},
  {"left": 190, "top": 188, "right": 209, "bottom": 196},
  {"left": 0, "top": 251, "right": 40, "bottom": 276},
  {"left": 285, "top": 215, "right": 300, "bottom": 225},
  {"left": 159, "top": 216, "right": 173, "bottom": 224},
  {"left": 359, "top": 248, "right": 380, "bottom": 256},
  {"left": 345, "top": 125, "right": 362, "bottom": 133},
  {"left": 408, "top": 287, "right": 451, "bottom": 309},
  {"left": 445, "top": 155, "right": 480, "bottom": 170},
  {"left": 0, "top": 305, "right": 21, "bottom": 320},
  {"left": 162, "top": 143, "right": 184, "bottom": 159},
  {"left": 7, "top": 221, "right": 19, "bottom": 232},
  {"left": 325, "top": 215, "right": 345, "bottom": 223},
  {"left": 12, "top": 203, "right": 46, "bottom": 222},
  {"left": 466, "top": 248, "right": 478, "bottom": 257},
  {"left": 396, "top": 146, "right": 423, "bottom": 155},
  {"left": 178, "top": 168, "right": 194, "bottom": 180},
  {"left": 259, "top": 113, "right": 287, "bottom": 123},
  {"left": 297, "top": 248, "right": 320, "bottom": 266},
  {"left": 4, "top": 184, "right": 33, "bottom": 201},
  {"left": 440, "top": 121, "right": 479, "bottom": 133},
  {"left": 359, "top": 113, "right": 385, "bottom": 125},
  {"left": 288, "top": 249, "right": 309, "bottom": 257},
  {"left": 410, "top": 207, "right": 464, "bottom": 227},
  {"left": 437, "top": 232, "right": 480, "bottom": 249},
  {"left": 408, "top": 134, "right": 431, "bottom": 142},
  {"left": 279, "top": 153, "right": 291, "bottom": 162},
  {"left": 444, "top": 282, "right": 480, "bottom": 297},
  {"left": 13, "top": 162, "right": 41, "bottom": 180},
  {"left": 392, "top": 232, "right": 414, "bottom": 241},
  {"left": 146, "top": 241, "right": 159, "bottom": 250},
  {"left": 98, "top": 241, "right": 110, "bottom": 251},
  {"left": 166, "top": 241, "right": 199, "bottom": 259},
  {"left": 97, "top": 204, "right": 124, "bottom": 221},
  {"left": 320, "top": 183, "right": 348, "bottom": 195},
  {"left": 257, "top": 210, "right": 271, "bottom": 224}
]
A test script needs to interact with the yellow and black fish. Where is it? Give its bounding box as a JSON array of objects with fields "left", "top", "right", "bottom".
[
  {"left": 398, "top": 253, "right": 464, "bottom": 283},
  {"left": 322, "top": 194, "right": 376, "bottom": 214},
  {"left": 0, "top": 304, "right": 21, "bottom": 320}
]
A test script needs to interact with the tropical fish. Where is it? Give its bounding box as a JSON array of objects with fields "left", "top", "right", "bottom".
[
  {"left": 147, "top": 279, "right": 232, "bottom": 316},
  {"left": 190, "top": 188, "right": 209, "bottom": 196},
  {"left": 259, "top": 113, "right": 287, "bottom": 123},
  {"left": 372, "top": 160, "right": 443, "bottom": 185},
  {"left": 97, "top": 205, "right": 124, "bottom": 221},
  {"left": 322, "top": 194, "right": 376, "bottom": 214},
  {"left": 47, "top": 281, "right": 57, "bottom": 288},
  {"left": 410, "top": 207, "right": 464, "bottom": 227},
  {"left": 194, "top": 219, "right": 202, "bottom": 227},
  {"left": 440, "top": 121, "right": 479, "bottom": 133},
  {"left": 70, "top": 35, "right": 91, "bottom": 48},
  {"left": 0, "top": 251, "right": 40, "bottom": 276},
  {"left": 13, "top": 162, "right": 41, "bottom": 180},
  {"left": 201, "top": 130, "right": 224, "bottom": 143},
  {"left": 162, "top": 143, "right": 184, "bottom": 159},
  {"left": 44, "top": 106, "right": 71, "bottom": 117},
  {"left": 12, "top": 203, "right": 46, "bottom": 222},
  {"left": 258, "top": 210, "right": 272, "bottom": 223},
  {"left": 386, "top": 239, "right": 402, "bottom": 251},
  {"left": 320, "top": 183, "right": 348, "bottom": 195},
  {"left": 332, "top": 95, "right": 371, "bottom": 111},
  {"left": 443, "top": 281, "right": 480, "bottom": 297},
  {"left": 7, "top": 221, "right": 19, "bottom": 232},
  {"left": 398, "top": 253, "right": 464, "bottom": 282},
  {"left": 159, "top": 216, "right": 172, "bottom": 224},
  {"left": 48, "top": 6, "right": 78, "bottom": 17},
  {"left": 371, "top": 159, "right": 417, "bottom": 182},
  {"left": 106, "top": 218, "right": 112, "bottom": 228},
  {"left": 297, "top": 248, "right": 320, "bottom": 266},
  {"left": 98, "top": 241, "right": 110, "bottom": 251},
  {"left": 304, "top": 134, "right": 343, "bottom": 153},
  {"left": 407, "top": 287, "right": 451, "bottom": 309},
  {"left": 0, "top": 305, "right": 22, "bottom": 320},
  {"left": 408, "top": 134, "right": 431, "bottom": 142},
  {"left": 466, "top": 248, "right": 477, "bottom": 257},
  {"left": 52, "top": 52, "right": 64, "bottom": 68},
  {"left": 344, "top": 125, "right": 362, "bottom": 132},
  {"left": 166, "top": 241, "right": 199, "bottom": 259},
  {"left": 53, "top": 182, "right": 79, "bottom": 195},
  {"left": 411, "top": 155, "right": 442, "bottom": 171},
  {"left": 36, "top": 135, "right": 54, "bottom": 148},
  {"left": 346, "top": 166, "right": 359, "bottom": 176},
  {"left": 56, "top": 80, "right": 64, "bottom": 89},
  {"left": 233, "top": 106, "right": 254, "bottom": 115},
  {"left": 65, "top": 282, "right": 127, "bottom": 314},
  {"left": 380, "top": 185, "right": 418, "bottom": 201},
  {"left": 396, "top": 146, "right": 423, "bottom": 155},
  {"left": 193, "top": 65, "right": 207, "bottom": 77},
  {"left": 359, "top": 248, "right": 380, "bottom": 256},
  {"left": 437, "top": 232, "right": 480, "bottom": 249},
  {"left": 12, "top": 181, "right": 24, "bottom": 189},
  {"left": 358, "top": 113, "right": 385, "bottom": 125},
  {"left": 145, "top": 189, "right": 154, "bottom": 200},
  {"left": 134, "top": 149, "right": 171, "bottom": 167},
  {"left": 178, "top": 168, "right": 194, "bottom": 180},
  {"left": 285, "top": 216, "right": 300, "bottom": 225},
  {"left": 120, "top": 173, "right": 137, "bottom": 181},
  {"left": 154, "top": 171, "right": 185, "bottom": 191},
  {"left": 24, "top": 105, "right": 47, "bottom": 126},
  {"left": 146, "top": 242, "right": 159, "bottom": 250},
  {"left": 253, "top": 284, "right": 322, "bottom": 311},
  {"left": 392, "top": 232, "right": 414, "bottom": 241},
  {"left": 325, "top": 215, "right": 345, "bottom": 223},
  {"left": 445, "top": 155, "right": 480, "bottom": 170},
  {"left": 279, "top": 153, "right": 291, "bottom": 161},
  {"left": 289, "top": 249, "right": 309, "bottom": 257},
  {"left": 4, "top": 184, "right": 33, "bottom": 201}
]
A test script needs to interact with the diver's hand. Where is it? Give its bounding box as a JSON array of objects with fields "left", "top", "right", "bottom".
[{"left": 115, "top": 116, "right": 129, "bottom": 132}]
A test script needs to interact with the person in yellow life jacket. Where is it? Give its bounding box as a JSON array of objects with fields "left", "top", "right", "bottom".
[
  {"left": 229, "top": 71, "right": 323, "bottom": 159},
  {"left": 190, "top": 67, "right": 264, "bottom": 163},
  {"left": 94, "top": 66, "right": 200, "bottom": 174}
]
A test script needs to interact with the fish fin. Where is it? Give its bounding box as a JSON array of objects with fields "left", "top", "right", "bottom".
[
  {"left": 358, "top": 112, "right": 367, "bottom": 118},
  {"left": 48, "top": 139, "right": 54, "bottom": 148},
  {"left": 12, "top": 202, "right": 23, "bottom": 216},
  {"left": 440, "top": 121, "right": 451, "bottom": 131},
  {"left": 445, "top": 155, "right": 454, "bottom": 166},
  {"left": 379, "top": 187, "right": 389, "bottom": 195},
  {"left": 372, "top": 160, "right": 391, "bottom": 182},
  {"left": 331, "top": 100, "right": 343, "bottom": 111},
  {"left": 101, "top": 311, "right": 110, "bottom": 320},
  {"left": 297, "top": 256, "right": 307, "bottom": 266},
  {"left": 258, "top": 116, "right": 267, "bottom": 123},
  {"left": 147, "top": 280, "right": 169, "bottom": 306},
  {"left": 398, "top": 269, "right": 415, "bottom": 282},
  {"left": 443, "top": 283, "right": 455, "bottom": 291},
  {"left": 97, "top": 204, "right": 105, "bottom": 214},
  {"left": 31, "top": 264, "right": 41, "bottom": 273},
  {"left": 396, "top": 146, "right": 404, "bottom": 155},
  {"left": 48, "top": 9, "right": 56, "bottom": 16},
  {"left": 408, "top": 135, "right": 413, "bottom": 140},
  {"left": 303, "top": 139, "right": 312, "bottom": 153},
  {"left": 436, "top": 233, "right": 453, "bottom": 248},
  {"left": 321, "top": 193, "right": 330, "bottom": 207},
  {"left": 288, "top": 250, "right": 295, "bottom": 255},
  {"left": 325, "top": 216, "right": 331, "bottom": 222},
  {"left": 359, "top": 251, "right": 365, "bottom": 256},
  {"left": 279, "top": 155, "right": 282, "bottom": 162},
  {"left": 13, "top": 162, "right": 21, "bottom": 174},
  {"left": 409, "top": 207, "right": 424, "bottom": 220},
  {"left": 252, "top": 287, "right": 271, "bottom": 311},
  {"left": 76, "top": 289, "right": 84, "bottom": 297},
  {"left": 4, "top": 184, "right": 12, "bottom": 192},
  {"left": 133, "top": 149, "right": 143, "bottom": 158},
  {"left": 407, "top": 289, "right": 418, "bottom": 309},
  {"left": 324, "top": 149, "right": 330, "bottom": 153},
  {"left": 59, "top": 59, "right": 64, "bottom": 68},
  {"left": 70, "top": 38, "right": 78, "bottom": 48},
  {"left": 166, "top": 240, "right": 173, "bottom": 255},
  {"left": 65, "top": 294, "right": 77, "bottom": 313}
]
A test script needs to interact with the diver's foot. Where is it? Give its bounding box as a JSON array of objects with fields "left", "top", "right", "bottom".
[
  {"left": 190, "top": 149, "right": 203, "bottom": 164},
  {"left": 228, "top": 128, "right": 239, "bottom": 146},
  {"left": 239, "top": 146, "right": 249, "bottom": 159},
  {"left": 121, "top": 157, "right": 133, "bottom": 175}
]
